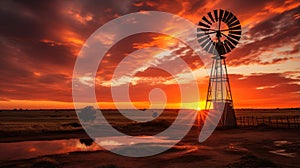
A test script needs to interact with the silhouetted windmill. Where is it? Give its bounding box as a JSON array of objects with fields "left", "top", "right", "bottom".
[{"left": 197, "top": 9, "right": 241, "bottom": 127}]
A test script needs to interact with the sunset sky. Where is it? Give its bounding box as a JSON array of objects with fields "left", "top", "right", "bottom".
[{"left": 0, "top": 0, "right": 299, "bottom": 109}]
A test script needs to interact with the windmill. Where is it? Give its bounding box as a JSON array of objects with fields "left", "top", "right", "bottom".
[{"left": 197, "top": 9, "right": 241, "bottom": 127}]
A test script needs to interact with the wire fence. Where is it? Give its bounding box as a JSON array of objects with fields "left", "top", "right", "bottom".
[{"left": 236, "top": 115, "right": 300, "bottom": 128}]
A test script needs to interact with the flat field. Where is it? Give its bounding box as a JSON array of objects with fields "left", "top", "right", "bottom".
[{"left": 0, "top": 109, "right": 299, "bottom": 167}]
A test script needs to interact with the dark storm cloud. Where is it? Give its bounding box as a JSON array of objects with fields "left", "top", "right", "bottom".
[
  {"left": 217, "top": 0, "right": 270, "bottom": 14},
  {"left": 0, "top": 0, "right": 64, "bottom": 40},
  {"left": 0, "top": 39, "right": 75, "bottom": 98},
  {"left": 135, "top": 67, "right": 172, "bottom": 78},
  {"left": 231, "top": 73, "right": 300, "bottom": 87},
  {"left": 173, "top": 47, "right": 204, "bottom": 70},
  {"left": 0, "top": 0, "right": 75, "bottom": 80},
  {"left": 0, "top": 40, "right": 33, "bottom": 81},
  {"left": 0, "top": 72, "right": 72, "bottom": 102},
  {"left": 20, "top": 41, "right": 75, "bottom": 67},
  {"left": 37, "top": 73, "right": 70, "bottom": 84},
  {"left": 0, "top": 0, "right": 133, "bottom": 39},
  {"left": 134, "top": 0, "right": 184, "bottom": 13},
  {"left": 248, "top": 6, "right": 299, "bottom": 38}
]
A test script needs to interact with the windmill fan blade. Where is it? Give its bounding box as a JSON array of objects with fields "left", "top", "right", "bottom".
[
  {"left": 201, "top": 37, "right": 211, "bottom": 48},
  {"left": 222, "top": 10, "right": 229, "bottom": 22},
  {"left": 197, "top": 27, "right": 214, "bottom": 32},
  {"left": 224, "top": 40, "right": 235, "bottom": 49},
  {"left": 228, "top": 34, "right": 240, "bottom": 41},
  {"left": 229, "top": 35, "right": 241, "bottom": 42},
  {"left": 228, "top": 25, "right": 241, "bottom": 31},
  {"left": 228, "top": 20, "right": 240, "bottom": 28},
  {"left": 204, "top": 42, "right": 213, "bottom": 52},
  {"left": 208, "top": 12, "right": 215, "bottom": 23},
  {"left": 206, "top": 31, "right": 219, "bottom": 35},
  {"left": 228, "top": 37, "right": 238, "bottom": 46},
  {"left": 198, "top": 29, "right": 217, "bottom": 34},
  {"left": 229, "top": 31, "right": 242, "bottom": 36},
  {"left": 199, "top": 28, "right": 209, "bottom": 31},
  {"left": 196, "top": 33, "right": 206, "bottom": 38},
  {"left": 202, "top": 16, "right": 212, "bottom": 25},
  {"left": 197, "top": 35, "right": 210, "bottom": 44},
  {"left": 225, "top": 12, "right": 234, "bottom": 24},
  {"left": 198, "top": 21, "right": 210, "bottom": 28},
  {"left": 219, "top": 9, "right": 224, "bottom": 21},
  {"left": 214, "top": 9, "right": 218, "bottom": 21},
  {"left": 224, "top": 42, "right": 232, "bottom": 53},
  {"left": 227, "top": 16, "right": 238, "bottom": 26}
]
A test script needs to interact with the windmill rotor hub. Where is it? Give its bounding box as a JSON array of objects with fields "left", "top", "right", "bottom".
[{"left": 216, "top": 31, "right": 221, "bottom": 38}]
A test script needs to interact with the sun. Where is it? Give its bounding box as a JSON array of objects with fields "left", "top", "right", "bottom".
[{"left": 191, "top": 101, "right": 206, "bottom": 111}]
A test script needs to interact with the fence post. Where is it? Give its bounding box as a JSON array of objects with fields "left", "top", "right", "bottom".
[
  {"left": 239, "top": 116, "right": 242, "bottom": 127},
  {"left": 287, "top": 116, "right": 290, "bottom": 129},
  {"left": 296, "top": 116, "right": 300, "bottom": 128},
  {"left": 246, "top": 116, "right": 249, "bottom": 126},
  {"left": 296, "top": 116, "right": 298, "bottom": 128}
]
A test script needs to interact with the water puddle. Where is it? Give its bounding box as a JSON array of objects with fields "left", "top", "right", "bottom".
[
  {"left": 0, "top": 136, "right": 181, "bottom": 161},
  {"left": 273, "top": 140, "right": 292, "bottom": 147},
  {"left": 269, "top": 149, "right": 296, "bottom": 158},
  {"left": 224, "top": 143, "right": 248, "bottom": 153},
  {"left": 269, "top": 140, "right": 297, "bottom": 158},
  {"left": 95, "top": 136, "right": 177, "bottom": 150},
  {"left": 0, "top": 139, "right": 101, "bottom": 161}
]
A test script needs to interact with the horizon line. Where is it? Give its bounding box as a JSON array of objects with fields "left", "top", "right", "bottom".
[{"left": 1, "top": 107, "right": 300, "bottom": 111}]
